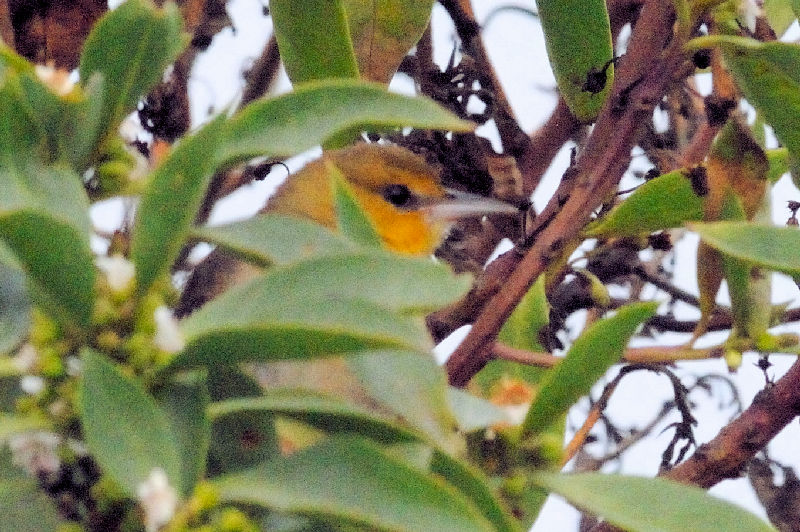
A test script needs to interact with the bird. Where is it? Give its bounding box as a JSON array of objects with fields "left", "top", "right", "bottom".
[{"left": 176, "top": 142, "right": 519, "bottom": 400}]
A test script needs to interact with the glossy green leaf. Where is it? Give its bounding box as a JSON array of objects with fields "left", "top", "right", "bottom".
[
  {"left": 214, "top": 436, "right": 495, "bottom": 532},
  {"left": 348, "top": 350, "right": 460, "bottom": 453},
  {"left": 205, "top": 367, "right": 278, "bottom": 476},
  {"left": 536, "top": 0, "right": 613, "bottom": 121},
  {"left": 79, "top": 349, "right": 182, "bottom": 496},
  {"left": 168, "top": 275, "right": 430, "bottom": 371},
  {"left": 690, "top": 221, "right": 800, "bottom": 275},
  {"left": 270, "top": 0, "right": 359, "bottom": 84},
  {"left": 209, "top": 390, "right": 420, "bottom": 445},
  {"left": 477, "top": 275, "right": 550, "bottom": 390},
  {"left": 0, "top": 163, "right": 94, "bottom": 329},
  {"left": 79, "top": 0, "right": 184, "bottom": 137},
  {"left": 187, "top": 251, "right": 469, "bottom": 318},
  {"left": 0, "top": 262, "right": 29, "bottom": 354},
  {"left": 764, "top": 0, "right": 798, "bottom": 36},
  {"left": 522, "top": 302, "right": 658, "bottom": 436},
  {"left": 716, "top": 38, "right": 800, "bottom": 159},
  {"left": 533, "top": 473, "right": 776, "bottom": 532},
  {"left": 331, "top": 164, "right": 383, "bottom": 248},
  {"left": 190, "top": 214, "right": 356, "bottom": 267},
  {"left": 218, "top": 79, "right": 474, "bottom": 166},
  {"left": 430, "top": 450, "right": 522, "bottom": 532},
  {"left": 586, "top": 170, "right": 704, "bottom": 237},
  {"left": 342, "top": 0, "right": 435, "bottom": 84},
  {"left": 0, "top": 212, "right": 94, "bottom": 328},
  {"left": 155, "top": 375, "right": 210, "bottom": 495},
  {"left": 131, "top": 115, "right": 224, "bottom": 295}
]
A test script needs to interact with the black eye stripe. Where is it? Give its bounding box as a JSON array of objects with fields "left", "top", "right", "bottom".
[{"left": 383, "top": 184, "right": 413, "bottom": 207}]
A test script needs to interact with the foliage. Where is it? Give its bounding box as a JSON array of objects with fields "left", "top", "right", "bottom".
[{"left": 1, "top": 0, "right": 799, "bottom": 531}]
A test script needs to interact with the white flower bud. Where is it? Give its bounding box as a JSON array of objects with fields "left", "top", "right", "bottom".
[
  {"left": 137, "top": 468, "right": 178, "bottom": 532},
  {"left": 13, "top": 343, "right": 39, "bottom": 373},
  {"left": 8, "top": 432, "right": 61, "bottom": 475},
  {"left": 153, "top": 306, "right": 185, "bottom": 353},
  {"left": 96, "top": 255, "right": 136, "bottom": 294},
  {"left": 34, "top": 64, "right": 76, "bottom": 96}
]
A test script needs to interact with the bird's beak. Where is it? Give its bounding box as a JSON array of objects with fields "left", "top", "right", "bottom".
[{"left": 421, "top": 189, "right": 523, "bottom": 221}]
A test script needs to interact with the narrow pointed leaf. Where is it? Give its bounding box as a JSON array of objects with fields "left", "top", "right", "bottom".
[
  {"left": 190, "top": 214, "right": 356, "bottom": 267},
  {"left": 522, "top": 302, "right": 658, "bottom": 436},
  {"left": 79, "top": 349, "right": 182, "bottom": 496},
  {"left": 690, "top": 221, "right": 800, "bottom": 275},
  {"left": 331, "top": 163, "right": 383, "bottom": 248},
  {"left": 586, "top": 170, "right": 704, "bottom": 237},
  {"left": 430, "top": 450, "right": 522, "bottom": 532},
  {"left": 213, "top": 436, "right": 495, "bottom": 532},
  {"left": 536, "top": 0, "right": 613, "bottom": 121},
  {"left": 348, "top": 350, "right": 460, "bottom": 452},
  {"left": 342, "top": 0, "right": 435, "bottom": 84},
  {"left": 132, "top": 116, "right": 224, "bottom": 294},
  {"left": 218, "top": 79, "right": 474, "bottom": 166},
  {"left": 0, "top": 165, "right": 94, "bottom": 329},
  {"left": 269, "top": 0, "right": 359, "bottom": 84},
  {"left": 533, "top": 473, "right": 776, "bottom": 532},
  {"left": 208, "top": 390, "right": 420, "bottom": 444},
  {"left": 155, "top": 376, "right": 210, "bottom": 496},
  {"left": 79, "top": 0, "right": 184, "bottom": 136},
  {"left": 716, "top": 38, "right": 800, "bottom": 159}
]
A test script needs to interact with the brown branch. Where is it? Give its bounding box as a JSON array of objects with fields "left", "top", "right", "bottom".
[
  {"left": 438, "top": 0, "right": 536, "bottom": 188},
  {"left": 240, "top": 34, "right": 281, "bottom": 107},
  {"left": 445, "top": 0, "right": 684, "bottom": 387},
  {"left": 590, "top": 357, "right": 800, "bottom": 532}
]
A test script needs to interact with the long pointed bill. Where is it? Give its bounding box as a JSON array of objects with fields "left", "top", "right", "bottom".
[{"left": 420, "top": 189, "right": 523, "bottom": 222}]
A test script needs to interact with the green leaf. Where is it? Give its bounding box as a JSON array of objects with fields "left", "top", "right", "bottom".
[
  {"left": 690, "top": 221, "right": 800, "bottom": 275},
  {"left": 533, "top": 473, "right": 776, "bottom": 532},
  {"left": 342, "top": 0, "right": 435, "bottom": 84},
  {"left": 155, "top": 375, "right": 210, "bottom": 496},
  {"left": 586, "top": 170, "right": 704, "bottom": 237},
  {"left": 190, "top": 214, "right": 357, "bottom": 267},
  {"left": 131, "top": 115, "right": 224, "bottom": 295},
  {"left": 717, "top": 38, "right": 800, "bottom": 159},
  {"left": 170, "top": 304, "right": 427, "bottom": 372},
  {"left": 269, "top": 0, "right": 359, "bottom": 84},
  {"left": 522, "top": 302, "right": 658, "bottom": 436},
  {"left": 430, "top": 450, "right": 522, "bottom": 532},
  {"left": 0, "top": 262, "right": 29, "bottom": 354},
  {"left": 0, "top": 76, "right": 41, "bottom": 164},
  {"left": 205, "top": 367, "right": 278, "bottom": 476},
  {"left": 79, "top": 349, "right": 182, "bottom": 496},
  {"left": 477, "top": 275, "right": 550, "bottom": 390},
  {"left": 208, "top": 390, "right": 420, "bottom": 445},
  {"left": 185, "top": 250, "right": 467, "bottom": 320},
  {"left": 331, "top": 163, "right": 383, "bottom": 248},
  {"left": 79, "top": 0, "right": 184, "bottom": 138},
  {"left": 348, "top": 350, "right": 460, "bottom": 452},
  {"left": 218, "top": 79, "right": 474, "bottom": 166},
  {"left": 0, "top": 163, "right": 93, "bottom": 328},
  {"left": 764, "top": 0, "right": 798, "bottom": 36},
  {"left": 213, "top": 436, "right": 495, "bottom": 532},
  {"left": 0, "top": 476, "right": 63, "bottom": 532},
  {"left": 536, "top": 0, "right": 613, "bottom": 121},
  {"left": 766, "top": 147, "right": 788, "bottom": 183}
]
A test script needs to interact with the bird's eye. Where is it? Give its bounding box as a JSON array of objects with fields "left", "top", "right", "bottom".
[{"left": 383, "top": 184, "right": 413, "bottom": 207}]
